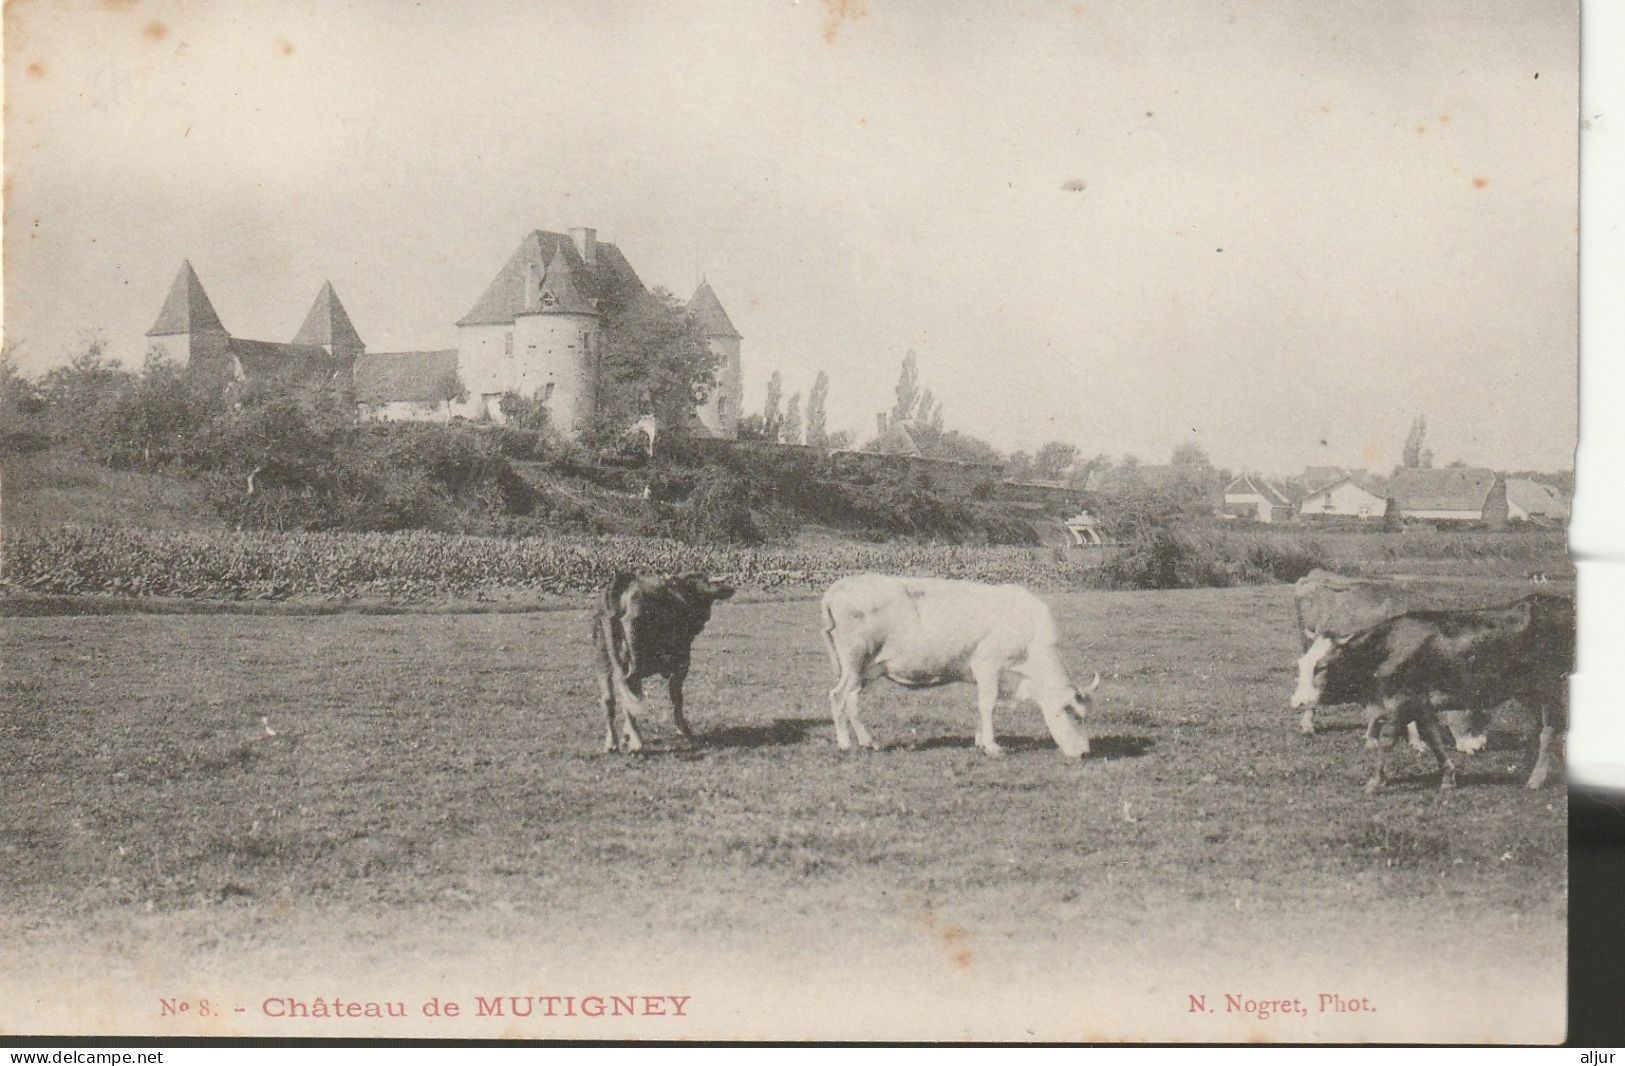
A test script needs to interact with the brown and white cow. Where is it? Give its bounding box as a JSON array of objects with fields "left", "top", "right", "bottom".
[
  {"left": 1289, "top": 594, "right": 1574, "bottom": 793},
  {"left": 593, "top": 571, "right": 734, "bottom": 753},
  {"left": 820, "top": 574, "right": 1099, "bottom": 757}
]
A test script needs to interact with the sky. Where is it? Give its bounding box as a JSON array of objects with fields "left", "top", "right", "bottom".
[{"left": 2, "top": 0, "right": 1579, "bottom": 475}]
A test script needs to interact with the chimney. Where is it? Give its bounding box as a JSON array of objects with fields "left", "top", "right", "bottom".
[
  {"left": 524, "top": 262, "right": 540, "bottom": 312},
  {"left": 569, "top": 227, "right": 597, "bottom": 266}
]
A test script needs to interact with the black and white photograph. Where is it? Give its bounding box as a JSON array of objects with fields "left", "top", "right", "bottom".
[{"left": 0, "top": 0, "right": 1583, "bottom": 1043}]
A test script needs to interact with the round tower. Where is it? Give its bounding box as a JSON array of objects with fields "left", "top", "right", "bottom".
[{"left": 512, "top": 245, "right": 601, "bottom": 433}]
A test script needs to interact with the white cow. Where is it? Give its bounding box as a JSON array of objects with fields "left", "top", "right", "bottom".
[{"left": 820, "top": 574, "right": 1099, "bottom": 757}]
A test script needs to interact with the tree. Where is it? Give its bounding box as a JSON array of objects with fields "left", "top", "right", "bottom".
[
  {"left": 762, "top": 370, "right": 784, "bottom": 442},
  {"left": 1034, "top": 441, "right": 1078, "bottom": 481},
  {"left": 593, "top": 287, "right": 719, "bottom": 438},
  {"left": 826, "top": 429, "right": 852, "bottom": 450},
  {"left": 805, "top": 370, "right": 830, "bottom": 448},
  {"left": 38, "top": 331, "right": 134, "bottom": 447},
  {"left": 1005, "top": 450, "right": 1035, "bottom": 480},
  {"left": 783, "top": 391, "right": 803, "bottom": 445},
  {"left": 916, "top": 386, "right": 943, "bottom": 433},
  {"left": 891, "top": 350, "right": 920, "bottom": 425},
  {"left": 1402, "top": 415, "right": 1433, "bottom": 469}
]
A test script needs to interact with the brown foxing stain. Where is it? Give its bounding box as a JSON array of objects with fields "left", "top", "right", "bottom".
[
  {"left": 821, "top": 0, "right": 867, "bottom": 44},
  {"left": 1416, "top": 124, "right": 1427, "bottom": 135},
  {"left": 277, "top": 38, "right": 294, "bottom": 57},
  {"left": 1438, "top": 112, "right": 1451, "bottom": 124},
  {"left": 1318, "top": 102, "right": 1331, "bottom": 114},
  {"left": 25, "top": 60, "right": 44, "bottom": 78},
  {"left": 142, "top": 18, "right": 169, "bottom": 42},
  {"left": 1473, "top": 176, "right": 1491, "bottom": 189}
]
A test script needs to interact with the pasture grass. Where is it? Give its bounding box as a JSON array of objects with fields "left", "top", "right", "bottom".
[{"left": 3, "top": 583, "right": 1565, "bottom": 1032}]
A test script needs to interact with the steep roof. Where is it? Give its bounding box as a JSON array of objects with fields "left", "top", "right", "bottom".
[
  {"left": 292, "top": 281, "right": 365, "bottom": 350},
  {"left": 1505, "top": 478, "right": 1570, "bottom": 519},
  {"left": 457, "top": 230, "right": 644, "bottom": 327},
  {"left": 535, "top": 248, "right": 597, "bottom": 315},
  {"left": 1301, "top": 474, "right": 1389, "bottom": 502},
  {"left": 1300, "top": 466, "right": 1351, "bottom": 493},
  {"left": 1224, "top": 474, "right": 1292, "bottom": 507},
  {"left": 1389, "top": 468, "right": 1500, "bottom": 512},
  {"left": 147, "top": 260, "right": 227, "bottom": 336},
  {"left": 688, "top": 279, "right": 742, "bottom": 339},
  {"left": 354, "top": 350, "right": 461, "bottom": 404}
]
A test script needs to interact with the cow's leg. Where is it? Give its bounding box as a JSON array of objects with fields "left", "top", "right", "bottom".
[
  {"left": 827, "top": 657, "right": 862, "bottom": 752},
  {"left": 1365, "top": 700, "right": 1407, "bottom": 795},
  {"left": 1407, "top": 721, "right": 1429, "bottom": 755},
  {"left": 972, "top": 663, "right": 1004, "bottom": 757},
  {"left": 598, "top": 669, "right": 619, "bottom": 754},
  {"left": 1413, "top": 709, "right": 1456, "bottom": 791},
  {"left": 843, "top": 664, "right": 878, "bottom": 751},
  {"left": 668, "top": 661, "right": 694, "bottom": 743},
  {"left": 1526, "top": 701, "right": 1564, "bottom": 789},
  {"left": 1299, "top": 706, "right": 1317, "bottom": 736},
  {"left": 1363, "top": 704, "right": 1385, "bottom": 750},
  {"left": 619, "top": 675, "right": 648, "bottom": 753}
]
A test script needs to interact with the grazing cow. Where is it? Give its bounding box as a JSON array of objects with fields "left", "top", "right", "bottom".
[
  {"left": 820, "top": 574, "right": 1099, "bottom": 757},
  {"left": 1291, "top": 569, "right": 1487, "bottom": 755},
  {"left": 594, "top": 571, "right": 734, "bottom": 753},
  {"left": 1291, "top": 570, "right": 1405, "bottom": 736},
  {"left": 1289, "top": 594, "right": 1573, "bottom": 793}
]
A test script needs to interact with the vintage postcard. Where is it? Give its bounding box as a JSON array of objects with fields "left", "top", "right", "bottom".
[{"left": 1, "top": 0, "right": 1579, "bottom": 1044}]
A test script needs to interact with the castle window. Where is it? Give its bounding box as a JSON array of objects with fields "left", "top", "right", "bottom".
[
  {"left": 542, "top": 383, "right": 555, "bottom": 402},
  {"left": 541, "top": 291, "right": 557, "bottom": 309},
  {"left": 504, "top": 331, "right": 513, "bottom": 355}
]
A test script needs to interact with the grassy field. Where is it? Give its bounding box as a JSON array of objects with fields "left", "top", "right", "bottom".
[{"left": 1, "top": 580, "right": 1566, "bottom": 1041}]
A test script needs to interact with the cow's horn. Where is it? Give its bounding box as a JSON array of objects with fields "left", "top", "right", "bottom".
[{"left": 1081, "top": 672, "right": 1101, "bottom": 696}]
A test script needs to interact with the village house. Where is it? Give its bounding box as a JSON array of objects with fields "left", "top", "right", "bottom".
[
  {"left": 1388, "top": 467, "right": 1509, "bottom": 526},
  {"left": 145, "top": 226, "right": 745, "bottom": 440},
  {"left": 1295, "top": 473, "right": 1390, "bottom": 522},
  {"left": 1504, "top": 478, "right": 1571, "bottom": 525},
  {"left": 1221, "top": 474, "right": 1294, "bottom": 524}
]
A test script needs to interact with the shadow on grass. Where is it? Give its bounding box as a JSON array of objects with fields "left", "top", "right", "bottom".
[
  {"left": 698, "top": 717, "right": 825, "bottom": 750},
  {"left": 905, "top": 733, "right": 1154, "bottom": 758}
]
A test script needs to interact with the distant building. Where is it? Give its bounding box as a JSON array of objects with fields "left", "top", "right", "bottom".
[
  {"left": 1389, "top": 468, "right": 1509, "bottom": 526},
  {"left": 146, "top": 225, "right": 745, "bottom": 439},
  {"left": 1504, "top": 478, "right": 1570, "bottom": 525},
  {"left": 1221, "top": 474, "right": 1294, "bottom": 524},
  {"left": 1296, "top": 474, "right": 1390, "bottom": 521},
  {"left": 146, "top": 263, "right": 357, "bottom": 394},
  {"left": 1299, "top": 466, "right": 1353, "bottom": 494}
]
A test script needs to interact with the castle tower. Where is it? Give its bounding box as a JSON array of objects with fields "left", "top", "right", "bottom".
[
  {"left": 292, "top": 280, "right": 366, "bottom": 360},
  {"left": 688, "top": 279, "right": 743, "bottom": 439},
  {"left": 511, "top": 244, "right": 602, "bottom": 433},
  {"left": 146, "top": 260, "right": 232, "bottom": 378}
]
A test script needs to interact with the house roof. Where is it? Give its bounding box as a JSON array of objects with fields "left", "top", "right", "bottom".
[
  {"left": 1505, "top": 477, "right": 1570, "bottom": 519},
  {"left": 147, "top": 260, "right": 227, "bottom": 336},
  {"left": 457, "top": 230, "right": 644, "bottom": 327},
  {"left": 1300, "top": 466, "right": 1351, "bottom": 493},
  {"left": 354, "top": 350, "right": 461, "bottom": 405},
  {"left": 292, "top": 281, "right": 365, "bottom": 350},
  {"left": 227, "top": 338, "right": 351, "bottom": 386},
  {"left": 1301, "top": 474, "right": 1389, "bottom": 503},
  {"left": 1224, "top": 474, "right": 1292, "bottom": 507},
  {"left": 1389, "top": 467, "right": 1500, "bottom": 512},
  {"left": 688, "top": 279, "right": 742, "bottom": 339}
]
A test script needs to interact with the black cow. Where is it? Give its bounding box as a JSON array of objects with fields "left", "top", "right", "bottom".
[
  {"left": 1289, "top": 594, "right": 1573, "bottom": 793},
  {"left": 593, "top": 571, "right": 734, "bottom": 753}
]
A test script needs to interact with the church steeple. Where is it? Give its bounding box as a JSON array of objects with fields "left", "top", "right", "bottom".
[
  {"left": 147, "top": 260, "right": 227, "bottom": 337},
  {"left": 292, "top": 280, "right": 365, "bottom": 356}
]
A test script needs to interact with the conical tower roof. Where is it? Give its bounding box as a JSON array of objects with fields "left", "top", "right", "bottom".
[
  {"left": 688, "top": 279, "right": 741, "bottom": 339},
  {"left": 147, "top": 260, "right": 226, "bottom": 336},
  {"left": 536, "top": 247, "right": 598, "bottom": 315},
  {"left": 292, "top": 280, "right": 365, "bottom": 350}
]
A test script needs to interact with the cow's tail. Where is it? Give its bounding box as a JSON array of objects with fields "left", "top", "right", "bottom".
[
  {"left": 820, "top": 599, "right": 842, "bottom": 679},
  {"left": 597, "top": 572, "right": 637, "bottom": 676}
]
